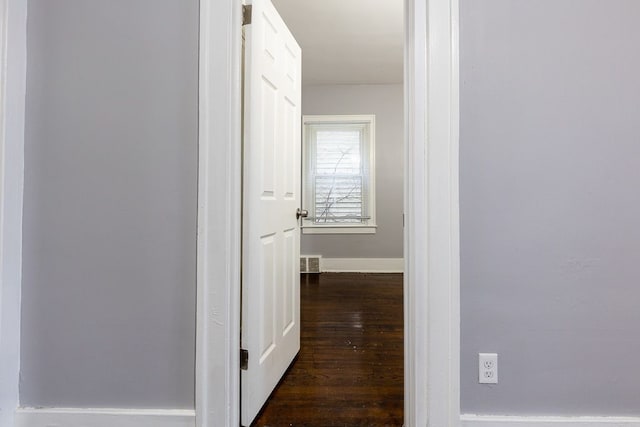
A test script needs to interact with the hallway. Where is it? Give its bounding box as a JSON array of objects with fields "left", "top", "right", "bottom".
[{"left": 253, "top": 273, "right": 404, "bottom": 426}]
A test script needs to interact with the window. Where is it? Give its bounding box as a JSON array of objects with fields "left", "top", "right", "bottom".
[{"left": 302, "top": 115, "right": 376, "bottom": 234}]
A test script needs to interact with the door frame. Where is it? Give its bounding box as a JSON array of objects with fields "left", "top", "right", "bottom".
[{"left": 196, "top": 0, "right": 460, "bottom": 425}]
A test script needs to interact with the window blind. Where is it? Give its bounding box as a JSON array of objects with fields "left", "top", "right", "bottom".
[{"left": 313, "top": 129, "right": 365, "bottom": 223}]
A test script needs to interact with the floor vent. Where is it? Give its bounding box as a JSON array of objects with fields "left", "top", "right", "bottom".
[{"left": 300, "top": 255, "right": 322, "bottom": 273}]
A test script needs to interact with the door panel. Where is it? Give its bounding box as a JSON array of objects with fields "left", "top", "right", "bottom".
[{"left": 241, "top": 0, "right": 302, "bottom": 424}]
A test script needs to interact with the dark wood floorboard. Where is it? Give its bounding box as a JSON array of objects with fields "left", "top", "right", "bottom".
[{"left": 252, "top": 273, "right": 404, "bottom": 427}]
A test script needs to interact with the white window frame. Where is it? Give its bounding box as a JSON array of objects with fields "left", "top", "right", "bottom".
[{"left": 302, "top": 114, "right": 377, "bottom": 235}]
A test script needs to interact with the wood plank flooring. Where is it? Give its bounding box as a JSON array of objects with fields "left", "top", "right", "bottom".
[{"left": 252, "top": 273, "right": 404, "bottom": 427}]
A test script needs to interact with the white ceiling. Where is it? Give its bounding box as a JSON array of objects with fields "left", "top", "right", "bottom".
[{"left": 271, "top": 0, "right": 404, "bottom": 85}]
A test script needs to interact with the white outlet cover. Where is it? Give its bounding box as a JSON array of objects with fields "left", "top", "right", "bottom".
[{"left": 478, "top": 353, "right": 498, "bottom": 384}]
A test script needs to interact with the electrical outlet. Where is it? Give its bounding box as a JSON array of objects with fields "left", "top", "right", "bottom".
[{"left": 479, "top": 353, "right": 498, "bottom": 384}]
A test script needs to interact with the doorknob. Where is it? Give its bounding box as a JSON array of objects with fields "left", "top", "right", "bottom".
[{"left": 296, "top": 208, "right": 309, "bottom": 220}]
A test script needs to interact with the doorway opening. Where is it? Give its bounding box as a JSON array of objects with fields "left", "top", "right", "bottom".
[
  {"left": 241, "top": 0, "right": 405, "bottom": 425},
  {"left": 195, "top": 0, "right": 460, "bottom": 425}
]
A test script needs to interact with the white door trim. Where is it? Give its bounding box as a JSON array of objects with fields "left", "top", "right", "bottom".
[
  {"left": 196, "top": 0, "right": 460, "bottom": 425},
  {"left": 0, "top": 0, "right": 27, "bottom": 425},
  {"left": 195, "top": 1, "right": 243, "bottom": 427},
  {"left": 404, "top": 0, "right": 461, "bottom": 425}
]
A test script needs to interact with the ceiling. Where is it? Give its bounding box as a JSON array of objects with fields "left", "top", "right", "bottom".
[{"left": 271, "top": 0, "right": 404, "bottom": 86}]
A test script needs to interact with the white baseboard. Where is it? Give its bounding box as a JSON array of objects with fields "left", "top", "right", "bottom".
[
  {"left": 16, "top": 409, "right": 640, "bottom": 427},
  {"left": 321, "top": 257, "right": 404, "bottom": 273},
  {"left": 461, "top": 415, "right": 640, "bottom": 427},
  {"left": 15, "top": 408, "right": 195, "bottom": 427}
]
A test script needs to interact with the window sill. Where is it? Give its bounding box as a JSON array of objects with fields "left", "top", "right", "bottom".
[{"left": 301, "top": 225, "right": 377, "bottom": 235}]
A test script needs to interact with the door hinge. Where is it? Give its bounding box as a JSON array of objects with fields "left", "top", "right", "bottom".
[
  {"left": 240, "top": 349, "right": 249, "bottom": 370},
  {"left": 242, "top": 5, "right": 252, "bottom": 26}
]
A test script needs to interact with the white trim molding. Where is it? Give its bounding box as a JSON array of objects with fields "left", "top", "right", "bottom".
[
  {"left": 15, "top": 408, "right": 196, "bottom": 427},
  {"left": 461, "top": 415, "right": 640, "bottom": 427},
  {"left": 195, "top": 0, "right": 242, "bottom": 427},
  {"left": 321, "top": 258, "right": 404, "bottom": 273},
  {"left": 404, "top": 0, "right": 460, "bottom": 425},
  {"left": 0, "top": 0, "right": 27, "bottom": 426}
]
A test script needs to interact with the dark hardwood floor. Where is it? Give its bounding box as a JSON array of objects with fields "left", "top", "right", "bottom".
[{"left": 252, "top": 273, "right": 404, "bottom": 427}]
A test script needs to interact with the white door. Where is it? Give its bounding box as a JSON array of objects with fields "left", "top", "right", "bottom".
[{"left": 241, "top": 0, "right": 302, "bottom": 425}]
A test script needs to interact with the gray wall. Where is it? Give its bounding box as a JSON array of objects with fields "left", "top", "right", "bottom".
[
  {"left": 21, "top": 0, "right": 198, "bottom": 408},
  {"left": 301, "top": 84, "right": 403, "bottom": 259},
  {"left": 461, "top": 0, "right": 640, "bottom": 415}
]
